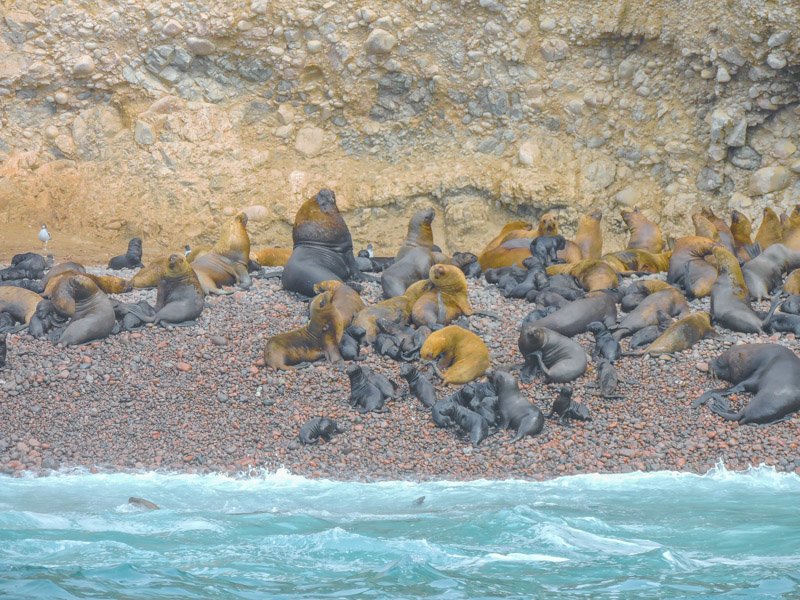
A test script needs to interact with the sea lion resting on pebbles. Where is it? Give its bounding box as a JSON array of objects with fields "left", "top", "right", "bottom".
[
  {"left": 742, "top": 244, "right": 800, "bottom": 301},
  {"left": 108, "top": 237, "right": 144, "bottom": 270},
  {"left": 420, "top": 325, "right": 490, "bottom": 385},
  {"left": 399, "top": 364, "right": 437, "bottom": 408},
  {"left": 0, "top": 286, "right": 41, "bottom": 327},
  {"left": 299, "top": 417, "right": 340, "bottom": 444},
  {"left": 381, "top": 208, "right": 437, "bottom": 298},
  {"left": 151, "top": 254, "right": 205, "bottom": 325},
  {"left": 614, "top": 286, "right": 689, "bottom": 339},
  {"left": 314, "top": 280, "right": 364, "bottom": 325},
  {"left": 251, "top": 247, "right": 293, "bottom": 267},
  {"left": 411, "top": 264, "right": 473, "bottom": 328},
  {"left": 50, "top": 274, "right": 116, "bottom": 346},
  {"left": 549, "top": 386, "right": 590, "bottom": 423},
  {"left": 346, "top": 365, "right": 397, "bottom": 413},
  {"left": 710, "top": 247, "right": 762, "bottom": 334},
  {"left": 43, "top": 263, "right": 131, "bottom": 296},
  {"left": 192, "top": 212, "right": 252, "bottom": 295},
  {"left": 525, "top": 289, "right": 618, "bottom": 338},
  {"left": 518, "top": 325, "right": 587, "bottom": 384},
  {"left": 633, "top": 312, "right": 715, "bottom": 357},
  {"left": 621, "top": 208, "right": 663, "bottom": 253},
  {"left": 490, "top": 370, "right": 545, "bottom": 442},
  {"left": 437, "top": 400, "right": 489, "bottom": 446},
  {"left": 693, "top": 344, "right": 800, "bottom": 425}
]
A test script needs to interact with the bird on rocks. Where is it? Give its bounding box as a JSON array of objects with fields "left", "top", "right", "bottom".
[{"left": 38, "top": 224, "right": 51, "bottom": 251}]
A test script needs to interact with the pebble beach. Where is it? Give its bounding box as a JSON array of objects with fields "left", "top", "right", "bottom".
[{"left": 2, "top": 266, "right": 799, "bottom": 481}]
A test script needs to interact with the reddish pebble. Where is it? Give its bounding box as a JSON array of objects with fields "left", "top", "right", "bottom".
[{"left": 176, "top": 362, "right": 192, "bottom": 372}]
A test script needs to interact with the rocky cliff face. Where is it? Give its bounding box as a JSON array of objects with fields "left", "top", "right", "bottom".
[{"left": 1, "top": 0, "right": 799, "bottom": 259}]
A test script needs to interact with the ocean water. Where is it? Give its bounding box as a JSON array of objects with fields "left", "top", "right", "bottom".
[{"left": 0, "top": 464, "right": 798, "bottom": 599}]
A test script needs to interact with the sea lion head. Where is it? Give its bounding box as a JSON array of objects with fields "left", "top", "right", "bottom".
[
  {"left": 69, "top": 274, "right": 99, "bottom": 301},
  {"left": 214, "top": 212, "right": 251, "bottom": 262},
  {"left": 313, "top": 279, "right": 342, "bottom": 295},
  {"left": 708, "top": 352, "right": 733, "bottom": 382},
  {"left": 236, "top": 212, "right": 249, "bottom": 226},
  {"left": 399, "top": 363, "right": 415, "bottom": 378},
  {"left": 166, "top": 253, "right": 191, "bottom": 275},
  {"left": 451, "top": 252, "right": 477, "bottom": 268},
  {"left": 429, "top": 263, "right": 467, "bottom": 292},
  {"left": 587, "top": 321, "right": 606, "bottom": 335},
  {"left": 34, "top": 299, "right": 54, "bottom": 318},
  {"left": 731, "top": 210, "right": 746, "bottom": 225},
  {"left": 519, "top": 325, "right": 546, "bottom": 352},
  {"left": 128, "top": 237, "right": 143, "bottom": 253},
  {"left": 315, "top": 188, "right": 337, "bottom": 213},
  {"left": 587, "top": 210, "right": 602, "bottom": 222},
  {"left": 489, "top": 369, "right": 517, "bottom": 393},
  {"left": 538, "top": 212, "right": 559, "bottom": 236}
]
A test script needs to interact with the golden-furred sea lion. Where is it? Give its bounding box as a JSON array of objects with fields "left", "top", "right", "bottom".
[
  {"left": 251, "top": 247, "right": 292, "bottom": 267},
  {"left": 701, "top": 207, "right": 735, "bottom": 252},
  {"left": 692, "top": 212, "right": 721, "bottom": 242},
  {"left": 479, "top": 221, "right": 532, "bottom": 256},
  {"left": 601, "top": 250, "right": 671, "bottom": 274},
  {"left": 784, "top": 269, "right": 800, "bottom": 295},
  {"left": 550, "top": 260, "right": 619, "bottom": 292},
  {"left": 621, "top": 208, "right": 663, "bottom": 253},
  {"left": 0, "top": 286, "right": 41, "bottom": 325},
  {"left": 667, "top": 236, "right": 723, "bottom": 298},
  {"left": 152, "top": 254, "right": 205, "bottom": 324},
  {"left": 574, "top": 210, "right": 603, "bottom": 260},
  {"left": 420, "top": 325, "right": 490, "bottom": 385},
  {"left": 313, "top": 280, "right": 365, "bottom": 325},
  {"left": 754, "top": 207, "right": 782, "bottom": 250},
  {"left": 192, "top": 212, "right": 252, "bottom": 295},
  {"left": 50, "top": 274, "right": 116, "bottom": 346},
  {"left": 638, "top": 312, "right": 715, "bottom": 356},
  {"left": 411, "top": 264, "right": 473, "bottom": 327}
]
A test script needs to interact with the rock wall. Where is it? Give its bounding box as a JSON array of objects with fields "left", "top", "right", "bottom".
[{"left": 1, "top": 0, "right": 799, "bottom": 259}]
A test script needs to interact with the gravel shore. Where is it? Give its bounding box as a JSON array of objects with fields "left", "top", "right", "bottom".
[{"left": 1, "top": 267, "right": 799, "bottom": 481}]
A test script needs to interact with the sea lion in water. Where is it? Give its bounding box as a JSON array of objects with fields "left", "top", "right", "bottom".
[
  {"left": 490, "top": 370, "right": 545, "bottom": 442},
  {"left": 51, "top": 274, "right": 116, "bottom": 346},
  {"left": 621, "top": 208, "right": 663, "bottom": 253},
  {"left": 251, "top": 247, "right": 292, "bottom": 267},
  {"left": 636, "top": 312, "right": 715, "bottom": 357},
  {"left": 282, "top": 189, "right": 367, "bottom": 297},
  {"left": 742, "top": 244, "right": 800, "bottom": 301},
  {"left": 151, "top": 254, "right": 205, "bottom": 325},
  {"left": 108, "top": 237, "right": 144, "bottom": 270},
  {"left": 381, "top": 208, "right": 436, "bottom": 298},
  {"left": 525, "top": 289, "right": 618, "bottom": 337},
  {"left": 411, "top": 264, "right": 473, "bottom": 328},
  {"left": 299, "top": 417, "right": 340, "bottom": 444},
  {"left": 0, "top": 286, "right": 41, "bottom": 325},
  {"left": 754, "top": 207, "right": 782, "bottom": 250},
  {"left": 263, "top": 290, "right": 344, "bottom": 369},
  {"left": 574, "top": 210, "right": 603, "bottom": 260},
  {"left": 518, "top": 325, "right": 587, "bottom": 383},
  {"left": 420, "top": 325, "right": 490, "bottom": 385},
  {"left": 191, "top": 212, "right": 252, "bottom": 295},
  {"left": 693, "top": 344, "right": 800, "bottom": 424},
  {"left": 710, "top": 247, "right": 762, "bottom": 333}
]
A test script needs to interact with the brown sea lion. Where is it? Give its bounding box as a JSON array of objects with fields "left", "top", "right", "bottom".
[
  {"left": 282, "top": 189, "right": 368, "bottom": 297},
  {"left": 620, "top": 279, "right": 675, "bottom": 312},
  {"left": 351, "top": 296, "right": 410, "bottom": 344},
  {"left": 754, "top": 207, "right": 782, "bottom": 250},
  {"left": 562, "top": 260, "right": 619, "bottom": 292},
  {"left": 479, "top": 221, "right": 533, "bottom": 256},
  {"left": 784, "top": 269, "right": 800, "bottom": 295},
  {"left": 411, "top": 264, "right": 473, "bottom": 328},
  {"left": 730, "top": 210, "right": 755, "bottom": 262},
  {"left": 701, "top": 207, "right": 735, "bottom": 252},
  {"left": 692, "top": 344, "right": 800, "bottom": 424},
  {"left": 251, "top": 247, "right": 292, "bottom": 267},
  {"left": 667, "top": 236, "right": 722, "bottom": 298},
  {"left": 692, "top": 212, "right": 721, "bottom": 242},
  {"left": 710, "top": 247, "right": 761, "bottom": 333},
  {"left": 524, "top": 289, "right": 618, "bottom": 337},
  {"left": 614, "top": 286, "right": 689, "bottom": 339},
  {"left": 518, "top": 325, "right": 587, "bottom": 383},
  {"left": 51, "top": 274, "right": 116, "bottom": 346},
  {"left": 263, "top": 290, "right": 344, "bottom": 369},
  {"left": 43, "top": 264, "right": 131, "bottom": 296},
  {"left": 621, "top": 208, "right": 663, "bottom": 253},
  {"left": 477, "top": 240, "right": 532, "bottom": 270},
  {"left": 601, "top": 250, "right": 671, "bottom": 274},
  {"left": 420, "top": 325, "right": 490, "bottom": 385},
  {"left": 191, "top": 212, "right": 252, "bottom": 295},
  {"left": 574, "top": 210, "right": 603, "bottom": 260},
  {"left": 0, "top": 286, "right": 41, "bottom": 325},
  {"left": 313, "top": 280, "right": 365, "bottom": 325},
  {"left": 742, "top": 244, "right": 800, "bottom": 300},
  {"left": 637, "top": 312, "right": 714, "bottom": 356},
  {"left": 131, "top": 256, "right": 170, "bottom": 289},
  {"left": 783, "top": 207, "right": 800, "bottom": 251},
  {"left": 381, "top": 208, "right": 436, "bottom": 298},
  {"left": 151, "top": 254, "right": 205, "bottom": 324},
  {"left": 186, "top": 245, "right": 211, "bottom": 263}
]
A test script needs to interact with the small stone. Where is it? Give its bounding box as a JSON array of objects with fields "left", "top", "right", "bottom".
[
  {"left": 749, "top": 166, "right": 790, "bottom": 195},
  {"left": 518, "top": 140, "right": 538, "bottom": 166},
  {"left": 725, "top": 118, "right": 747, "bottom": 148},
  {"left": 767, "top": 31, "right": 790, "bottom": 48},
  {"left": 163, "top": 19, "right": 182, "bottom": 36},
  {"left": 72, "top": 55, "right": 95, "bottom": 77},
  {"left": 696, "top": 167, "right": 723, "bottom": 192},
  {"left": 176, "top": 362, "right": 192, "bottom": 372},
  {"left": 615, "top": 186, "right": 640, "bottom": 207},
  {"left": 772, "top": 139, "right": 796, "bottom": 159},
  {"left": 243, "top": 205, "right": 269, "bottom": 221},
  {"left": 275, "top": 125, "right": 293, "bottom": 139},
  {"left": 277, "top": 103, "right": 294, "bottom": 125},
  {"left": 306, "top": 40, "right": 322, "bottom": 53},
  {"left": 44, "top": 125, "right": 59, "bottom": 140},
  {"left": 365, "top": 28, "right": 397, "bottom": 55},
  {"left": 716, "top": 65, "right": 731, "bottom": 83},
  {"left": 539, "top": 16, "right": 556, "bottom": 31},
  {"left": 251, "top": 0, "right": 268, "bottom": 14},
  {"left": 210, "top": 335, "right": 227, "bottom": 346},
  {"left": 729, "top": 192, "right": 753, "bottom": 209},
  {"left": 696, "top": 361, "right": 709, "bottom": 372},
  {"left": 516, "top": 18, "right": 532, "bottom": 35},
  {"left": 186, "top": 36, "right": 215, "bottom": 56},
  {"left": 789, "top": 160, "right": 800, "bottom": 174},
  {"left": 766, "top": 52, "right": 787, "bottom": 70},
  {"left": 540, "top": 38, "right": 568, "bottom": 61},
  {"left": 134, "top": 120, "right": 155, "bottom": 145},
  {"left": 54, "top": 91, "right": 68, "bottom": 105},
  {"left": 295, "top": 126, "right": 325, "bottom": 157},
  {"left": 729, "top": 146, "right": 761, "bottom": 170}
]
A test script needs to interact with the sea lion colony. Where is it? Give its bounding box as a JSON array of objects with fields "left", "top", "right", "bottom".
[{"left": 3, "top": 190, "right": 800, "bottom": 448}]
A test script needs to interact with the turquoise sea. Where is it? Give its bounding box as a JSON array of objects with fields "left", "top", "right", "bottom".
[{"left": 0, "top": 464, "right": 798, "bottom": 599}]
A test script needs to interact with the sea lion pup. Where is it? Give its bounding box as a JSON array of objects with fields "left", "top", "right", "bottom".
[
  {"left": 313, "top": 280, "right": 365, "bottom": 325},
  {"left": 742, "top": 244, "right": 800, "bottom": 301},
  {"left": 51, "top": 274, "right": 116, "bottom": 346},
  {"left": 530, "top": 235, "right": 566, "bottom": 267},
  {"left": 601, "top": 250, "right": 671, "bottom": 275},
  {"left": 506, "top": 257, "right": 549, "bottom": 299},
  {"left": 399, "top": 363, "right": 437, "bottom": 408},
  {"left": 381, "top": 208, "right": 436, "bottom": 298},
  {"left": 28, "top": 299, "right": 67, "bottom": 339},
  {"left": 108, "top": 237, "right": 144, "bottom": 270},
  {"left": 191, "top": 212, "right": 252, "bottom": 295},
  {"left": 150, "top": 254, "right": 205, "bottom": 325},
  {"left": 595, "top": 358, "right": 623, "bottom": 399},
  {"left": 0, "top": 286, "right": 41, "bottom": 326},
  {"left": 692, "top": 344, "right": 800, "bottom": 425},
  {"left": 710, "top": 247, "right": 762, "bottom": 333},
  {"left": 628, "top": 310, "right": 672, "bottom": 349},
  {"left": 701, "top": 207, "right": 736, "bottom": 253},
  {"left": 754, "top": 207, "right": 783, "bottom": 250},
  {"left": 621, "top": 208, "right": 663, "bottom": 253},
  {"left": 420, "top": 325, "right": 490, "bottom": 385},
  {"left": 620, "top": 279, "right": 674, "bottom": 312},
  {"left": 633, "top": 312, "right": 715, "bottom": 357},
  {"left": 526, "top": 289, "right": 618, "bottom": 337},
  {"left": 282, "top": 189, "right": 368, "bottom": 297},
  {"left": 450, "top": 252, "right": 481, "bottom": 278},
  {"left": 347, "top": 365, "right": 396, "bottom": 413},
  {"left": 490, "top": 370, "right": 545, "bottom": 442},
  {"left": 250, "top": 247, "right": 292, "bottom": 267},
  {"left": 351, "top": 279, "right": 427, "bottom": 343},
  {"left": 0, "top": 332, "right": 6, "bottom": 368},
  {"left": 0, "top": 252, "right": 46, "bottom": 281},
  {"left": 574, "top": 210, "right": 603, "bottom": 260},
  {"left": 263, "top": 290, "right": 344, "bottom": 370},
  {"left": 667, "top": 236, "right": 722, "bottom": 298},
  {"left": 614, "top": 286, "right": 689, "bottom": 339},
  {"left": 437, "top": 401, "right": 489, "bottom": 446},
  {"left": 518, "top": 325, "right": 587, "bottom": 383},
  {"left": 548, "top": 386, "right": 590, "bottom": 423},
  {"left": 587, "top": 321, "right": 621, "bottom": 362},
  {"left": 299, "top": 417, "right": 340, "bottom": 444},
  {"left": 411, "top": 264, "right": 473, "bottom": 328}
]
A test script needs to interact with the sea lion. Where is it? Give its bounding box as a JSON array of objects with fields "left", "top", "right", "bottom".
[
  {"left": 614, "top": 286, "right": 689, "bottom": 339},
  {"left": 351, "top": 296, "right": 411, "bottom": 344},
  {"left": 730, "top": 210, "right": 754, "bottom": 262},
  {"left": 131, "top": 256, "right": 171, "bottom": 289},
  {"left": 346, "top": 365, "right": 396, "bottom": 413},
  {"left": 27, "top": 299, "right": 67, "bottom": 339},
  {"left": 251, "top": 247, "right": 293, "bottom": 267},
  {"left": 128, "top": 497, "right": 159, "bottom": 510},
  {"left": 783, "top": 206, "right": 800, "bottom": 250},
  {"left": 784, "top": 269, "right": 800, "bottom": 295},
  {"left": 313, "top": 280, "right": 365, "bottom": 325},
  {"left": 52, "top": 275, "right": 116, "bottom": 346},
  {"left": 339, "top": 325, "right": 366, "bottom": 361},
  {"left": 437, "top": 401, "right": 489, "bottom": 446},
  {"left": 411, "top": 264, "right": 473, "bottom": 328},
  {"left": 692, "top": 344, "right": 800, "bottom": 424},
  {"left": 478, "top": 239, "right": 534, "bottom": 270},
  {"left": 518, "top": 325, "right": 587, "bottom": 383},
  {"left": 299, "top": 417, "right": 340, "bottom": 444},
  {"left": 0, "top": 252, "right": 46, "bottom": 281},
  {"left": 701, "top": 207, "right": 735, "bottom": 252},
  {"left": 762, "top": 295, "right": 800, "bottom": 335},
  {"left": 565, "top": 259, "right": 619, "bottom": 292},
  {"left": 505, "top": 257, "right": 549, "bottom": 299},
  {"left": 0, "top": 333, "right": 6, "bottom": 368},
  {"left": 595, "top": 358, "right": 623, "bottom": 399},
  {"left": 692, "top": 212, "right": 721, "bottom": 243},
  {"left": 263, "top": 290, "right": 344, "bottom": 369},
  {"left": 490, "top": 370, "right": 545, "bottom": 442},
  {"left": 587, "top": 321, "right": 621, "bottom": 362},
  {"left": 43, "top": 263, "right": 131, "bottom": 296},
  {"left": 108, "top": 237, "right": 144, "bottom": 270},
  {"left": 601, "top": 250, "right": 671, "bottom": 274},
  {"left": 620, "top": 279, "right": 674, "bottom": 312},
  {"left": 191, "top": 212, "right": 252, "bottom": 295},
  {"left": 420, "top": 325, "right": 490, "bottom": 385},
  {"left": 282, "top": 189, "right": 367, "bottom": 297},
  {"left": 524, "top": 289, "right": 618, "bottom": 337},
  {"left": 574, "top": 210, "right": 603, "bottom": 260},
  {"left": 628, "top": 310, "right": 672, "bottom": 349},
  {"left": 710, "top": 247, "right": 762, "bottom": 333},
  {"left": 621, "top": 208, "right": 663, "bottom": 253},
  {"left": 0, "top": 286, "right": 41, "bottom": 325},
  {"left": 450, "top": 252, "right": 481, "bottom": 279},
  {"left": 742, "top": 244, "right": 800, "bottom": 301},
  {"left": 381, "top": 208, "right": 436, "bottom": 298},
  {"left": 667, "top": 236, "right": 722, "bottom": 298},
  {"left": 548, "top": 386, "right": 590, "bottom": 423},
  {"left": 636, "top": 312, "right": 714, "bottom": 357},
  {"left": 754, "top": 207, "right": 782, "bottom": 250},
  {"left": 530, "top": 236, "right": 566, "bottom": 267},
  {"left": 151, "top": 254, "right": 205, "bottom": 325},
  {"left": 399, "top": 364, "right": 437, "bottom": 408},
  {"left": 479, "top": 220, "right": 533, "bottom": 256}
]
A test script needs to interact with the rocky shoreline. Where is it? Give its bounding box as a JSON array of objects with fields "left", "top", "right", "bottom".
[{"left": 1, "top": 266, "right": 799, "bottom": 481}]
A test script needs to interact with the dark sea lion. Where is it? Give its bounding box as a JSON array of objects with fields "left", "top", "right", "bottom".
[
  {"left": 693, "top": 344, "right": 800, "bottom": 424},
  {"left": 490, "top": 370, "right": 545, "bottom": 442},
  {"left": 518, "top": 325, "right": 587, "bottom": 383},
  {"left": 0, "top": 332, "right": 6, "bottom": 368},
  {"left": 762, "top": 295, "right": 800, "bottom": 335},
  {"left": 667, "top": 236, "right": 721, "bottom": 298},
  {"left": 128, "top": 497, "right": 160, "bottom": 510},
  {"left": 251, "top": 247, "right": 292, "bottom": 267},
  {"left": 381, "top": 208, "right": 436, "bottom": 298},
  {"left": 152, "top": 254, "right": 205, "bottom": 325},
  {"left": 299, "top": 417, "right": 340, "bottom": 444},
  {"left": 620, "top": 279, "right": 673, "bottom": 312},
  {"left": 595, "top": 358, "right": 623, "bottom": 399},
  {"left": 450, "top": 252, "right": 481, "bottom": 279},
  {"left": 780, "top": 295, "right": 800, "bottom": 315},
  {"left": 524, "top": 289, "right": 617, "bottom": 337},
  {"left": 1, "top": 252, "right": 47, "bottom": 280},
  {"left": 399, "top": 363, "right": 437, "bottom": 408},
  {"left": 54, "top": 275, "right": 116, "bottom": 346},
  {"left": 742, "top": 244, "right": 800, "bottom": 301},
  {"left": 432, "top": 399, "right": 456, "bottom": 428},
  {"left": 530, "top": 236, "right": 566, "bottom": 267},
  {"left": 506, "top": 257, "right": 549, "bottom": 299},
  {"left": 411, "top": 264, "right": 473, "bottom": 328},
  {"left": 710, "top": 247, "right": 762, "bottom": 333},
  {"left": 574, "top": 210, "right": 603, "bottom": 260},
  {"left": 754, "top": 207, "right": 782, "bottom": 250},
  {"left": 192, "top": 212, "right": 252, "bottom": 295},
  {"left": 346, "top": 365, "right": 393, "bottom": 413},
  {"left": 587, "top": 321, "right": 621, "bottom": 362},
  {"left": 548, "top": 386, "right": 590, "bottom": 422},
  {"left": 420, "top": 325, "right": 490, "bottom": 385},
  {"left": 628, "top": 310, "right": 672, "bottom": 349},
  {"left": 108, "top": 237, "right": 144, "bottom": 270},
  {"left": 282, "top": 189, "right": 367, "bottom": 297},
  {"left": 0, "top": 286, "right": 41, "bottom": 325},
  {"left": 614, "top": 287, "right": 689, "bottom": 339},
  {"left": 437, "top": 401, "right": 489, "bottom": 446},
  {"left": 264, "top": 290, "right": 344, "bottom": 369},
  {"left": 636, "top": 312, "right": 714, "bottom": 357},
  {"left": 621, "top": 208, "right": 663, "bottom": 253},
  {"left": 351, "top": 296, "right": 411, "bottom": 344}
]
